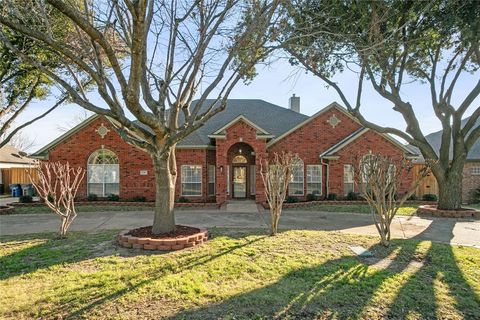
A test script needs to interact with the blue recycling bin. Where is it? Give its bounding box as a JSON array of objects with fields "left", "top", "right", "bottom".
[
  {"left": 21, "top": 184, "right": 34, "bottom": 197},
  {"left": 10, "top": 184, "right": 21, "bottom": 197}
]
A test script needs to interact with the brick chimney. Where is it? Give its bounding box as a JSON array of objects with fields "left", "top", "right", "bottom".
[{"left": 289, "top": 94, "right": 300, "bottom": 113}]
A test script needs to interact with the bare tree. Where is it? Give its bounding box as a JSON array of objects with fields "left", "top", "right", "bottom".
[
  {"left": 56, "top": 109, "right": 90, "bottom": 133},
  {"left": 1, "top": 129, "right": 37, "bottom": 152},
  {"left": 28, "top": 161, "right": 85, "bottom": 238},
  {"left": 354, "top": 154, "right": 430, "bottom": 246},
  {"left": 0, "top": 0, "right": 282, "bottom": 234},
  {"left": 261, "top": 152, "right": 298, "bottom": 236}
]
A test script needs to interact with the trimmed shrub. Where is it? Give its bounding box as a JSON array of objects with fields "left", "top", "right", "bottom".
[
  {"left": 178, "top": 196, "right": 189, "bottom": 203},
  {"left": 47, "top": 193, "right": 55, "bottom": 202},
  {"left": 306, "top": 193, "right": 319, "bottom": 202},
  {"left": 407, "top": 194, "right": 418, "bottom": 201},
  {"left": 422, "top": 193, "right": 438, "bottom": 201},
  {"left": 132, "top": 196, "right": 146, "bottom": 202},
  {"left": 87, "top": 194, "right": 98, "bottom": 201},
  {"left": 327, "top": 193, "right": 337, "bottom": 200},
  {"left": 285, "top": 196, "right": 299, "bottom": 203},
  {"left": 107, "top": 194, "right": 120, "bottom": 201},
  {"left": 346, "top": 191, "right": 360, "bottom": 200},
  {"left": 19, "top": 195, "right": 33, "bottom": 203}
]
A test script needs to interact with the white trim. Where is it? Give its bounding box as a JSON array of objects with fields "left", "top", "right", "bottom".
[
  {"left": 208, "top": 164, "right": 215, "bottom": 196},
  {"left": 32, "top": 114, "right": 100, "bottom": 157},
  {"left": 210, "top": 115, "right": 271, "bottom": 135},
  {"left": 267, "top": 102, "right": 360, "bottom": 147},
  {"left": 288, "top": 160, "right": 304, "bottom": 196},
  {"left": 181, "top": 165, "right": 203, "bottom": 197},
  {"left": 307, "top": 164, "right": 322, "bottom": 196}
]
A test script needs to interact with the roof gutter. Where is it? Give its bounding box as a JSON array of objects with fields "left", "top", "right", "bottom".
[{"left": 320, "top": 156, "right": 329, "bottom": 197}]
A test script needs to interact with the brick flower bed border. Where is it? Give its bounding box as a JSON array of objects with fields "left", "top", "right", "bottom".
[
  {"left": 0, "top": 205, "right": 15, "bottom": 215},
  {"left": 9, "top": 201, "right": 220, "bottom": 208},
  {"left": 262, "top": 200, "right": 437, "bottom": 210},
  {"left": 417, "top": 205, "right": 480, "bottom": 218},
  {"left": 117, "top": 226, "right": 208, "bottom": 251}
]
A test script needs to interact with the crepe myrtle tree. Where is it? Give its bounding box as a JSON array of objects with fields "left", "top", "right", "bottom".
[
  {"left": 284, "top": 0, "right": 480, "bottom": 210},
  {"left": 0, "top": 0, "right": 282, "bottom": 234},
  {"left": 260, "top": 152, "right": 299, "bottom": 236},
  {"left": 354, "top": 154, "right": 430, "bottom": 247}
]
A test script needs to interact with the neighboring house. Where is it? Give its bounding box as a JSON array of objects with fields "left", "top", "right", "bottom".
[
  {"left": 0, "top": 144, "right": 34, "bottom": 192},
  {"left": 412, "top": 117, "right": 480, "bottom": 202},
  {"left": 31, "top": 97, "right": 417, "bottom": 203},
  {"left": 0, "top": 144, "right": 31, "bottom": 168}
]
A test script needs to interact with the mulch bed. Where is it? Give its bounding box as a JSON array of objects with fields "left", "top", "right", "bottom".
[{"left": 127, "top": 225, "right": 200, "bottom": 239}]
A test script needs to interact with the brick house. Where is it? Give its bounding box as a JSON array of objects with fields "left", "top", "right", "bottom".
[
  {"left": 412, "top": 117, "right": 480, "bottom": 202},
  {"left": 32, "top": 97, "right": 417, "bottom": 203}
]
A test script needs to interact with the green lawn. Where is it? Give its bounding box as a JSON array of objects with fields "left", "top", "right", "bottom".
[
  {"left": 12, "top": 204, "right": 154, "bottom": 214},
  {"left": 1, "top": 229, "right": 479, "bottom": 319},
  {"left": 288, "top": 204, "right": 419, "bottom": 216}
]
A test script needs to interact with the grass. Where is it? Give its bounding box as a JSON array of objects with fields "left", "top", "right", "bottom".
[
  {"left": 12, "top": 204, "right": 155, "bottom": 214},
  {"left": 1, "top": 229, "right": 479, "bottom": 319},
  {"left": 288, "top": 204, "right": 419, "bottom": 216}
]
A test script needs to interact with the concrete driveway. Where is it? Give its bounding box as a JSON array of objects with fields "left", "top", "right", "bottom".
[{"left": 0, "top": 208, "right": 479, "bottom": 248}]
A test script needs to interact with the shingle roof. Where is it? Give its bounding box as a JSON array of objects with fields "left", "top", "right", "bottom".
[
  {"left": 411, "top": 116, "right": 480, "bottom": 160},
  {"left": 135, "top": 99, "right": 309, "bottom": 146},
  {"left": 0, "top": 144, "right": 31, "bottom": 164}
]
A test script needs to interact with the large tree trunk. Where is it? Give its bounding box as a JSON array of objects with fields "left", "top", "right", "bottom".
[
  {"left": 437, "top": 172, "right": 463, "bottom": 210},
  {"left": 152, "top": 148, "right": 177, "bottom": 234}
]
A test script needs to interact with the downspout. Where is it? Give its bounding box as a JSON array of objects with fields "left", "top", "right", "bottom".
[{"left": 320, "top": 157, "right": 329, "bottom": 197}]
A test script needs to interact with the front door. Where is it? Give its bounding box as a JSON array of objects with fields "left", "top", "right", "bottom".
[{"left": 233, "top": 166, "right": 247, "bottom": 198}]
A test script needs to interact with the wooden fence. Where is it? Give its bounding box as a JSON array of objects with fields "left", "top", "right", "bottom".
[
  {"left": 413, "top": 164, "right": 438, "bottom": 197},
  {"left": 1, "top": 167, "right": 38, "bottom": 191}
]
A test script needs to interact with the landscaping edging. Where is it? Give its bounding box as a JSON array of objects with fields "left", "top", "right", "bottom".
[
  {"left": 9, "top": 201, "right": 220, "bottom": 208},
  {"left": 262, "top": 200, "right": 438, "bottom": 210},
  {"left": 0, "top": 205, "right": 15, "bottom": 215},
  {"left": 117, "top": 226, "right": 208, "bottom": 251},
  {"left": 417, "top": 205, "right": 480, "bottom": 218}
]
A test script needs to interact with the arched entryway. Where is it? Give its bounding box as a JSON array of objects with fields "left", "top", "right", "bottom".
[{"left": 227, "top": 142, "right": 255, "bottom": 199}]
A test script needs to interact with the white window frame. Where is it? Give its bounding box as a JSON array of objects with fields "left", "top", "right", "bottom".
[
  {"left": 87, "top": 149, "right": 120, "bottom": 197},
  {"left": 181, "top": 165, "right": 202, "bottom": 197},
  {"left": 307, "top": 165, "right": 322, "bottom": 195},
  {"left": 208, "top": 165, "right": 215, "bottom": 196},
  {"left": 344, "top": 164, "right": 355, "bottom": 195},
  {"left": 289, "top": 160, "right": 304, "bottom": 196},
  {"left": 471, "top": 167, "right": 480, "bottom": 175}
]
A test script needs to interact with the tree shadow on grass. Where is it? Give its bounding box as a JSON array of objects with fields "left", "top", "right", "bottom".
[
  {"left": 45, "top": 231, "right": 268, "bottom": 319},
  {"left": 169, "top": 236, "right": 480, "bottom": 319}
]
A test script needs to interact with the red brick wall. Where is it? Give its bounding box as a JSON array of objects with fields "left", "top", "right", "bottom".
[
  {"left": 268, "top": 107, "right": 362, "bottom": 199},
  {"left": 329, "top": 130, "right": 413, "bottom": 197},
  {"left": 48, "top": 117, "right": 211, "bottom": 202},
  {"left": 214, "top": 120, "right": 267, "bottom": 203},
  {"left": 462, "top": 162, "right": 480, "bottom": 202}
]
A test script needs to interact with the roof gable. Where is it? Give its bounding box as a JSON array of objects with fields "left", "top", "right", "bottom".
[
  {"left": 31, "top": 114, "right": 101, "bottom": 158},
  {"left": 267, "top": 102, "right": 360, "bottom": 147},
  {"left": 320, "top": 127, "right": 418, "bottom": 159},
  {"left": 208, "top": 115, "right": 272, "bottom": 138}
]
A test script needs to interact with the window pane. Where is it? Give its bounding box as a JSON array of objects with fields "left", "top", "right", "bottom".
[
  {"left": 208, "top": 165, "right": 215, "bottom": 195},
  {"left": 289, "top": 161, "right": 304, "bottom": 196},
  {"left": 181, "top": 165, "right": 202, "bottom": 196},
  {"left": 88, "top": 183, "right": 103, "bottom": 196},
  {"left": 307, "top": 165, "right": 322, "bottom": 195},
  {"left": 105, "top": 183, "right": 119, "bottom": 195}
]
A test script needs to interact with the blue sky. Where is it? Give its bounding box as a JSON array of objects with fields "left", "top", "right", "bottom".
[{"left": 16, "top": 57, "right": 479, "bottom": 152}]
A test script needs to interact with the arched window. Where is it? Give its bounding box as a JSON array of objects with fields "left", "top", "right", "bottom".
[
  {"left": 289, "top": 158, "right": 304, "bottom": 196},
  {"left": 232, "top": 155, "right": 248, "bottom": 164},
  {"left": 87, "top": 149, "right": 119, "bottom": 197}
]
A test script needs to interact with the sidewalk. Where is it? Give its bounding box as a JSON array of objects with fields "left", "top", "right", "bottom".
[{"left": 0, "top": 209, "right": 479, "bottom": 247}]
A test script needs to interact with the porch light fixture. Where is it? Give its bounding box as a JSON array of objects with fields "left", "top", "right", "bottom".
[{"left": 219, "top": 165, "right": 224, "bottom": 173}]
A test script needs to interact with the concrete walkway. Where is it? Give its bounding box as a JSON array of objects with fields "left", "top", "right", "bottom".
[{"left": 0, "top": 208, "right": 479, "bottom": 248}]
